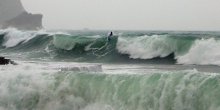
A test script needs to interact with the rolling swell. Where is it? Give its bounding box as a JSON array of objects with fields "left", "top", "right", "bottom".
[{"left": 1, "top": 29, "right": 220, "bottom": 65}]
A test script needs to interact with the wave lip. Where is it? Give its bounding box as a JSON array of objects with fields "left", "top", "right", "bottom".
[
  {"left": 177, "top": 38, "right": 220, "bottom": 65},
  {"left": 2, "top": 28, "right": 35, "bottom": 48}
]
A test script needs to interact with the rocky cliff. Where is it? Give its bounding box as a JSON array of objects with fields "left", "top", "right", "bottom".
[{"left": 0, "top": 0, "right": 43, "bottom": 30}]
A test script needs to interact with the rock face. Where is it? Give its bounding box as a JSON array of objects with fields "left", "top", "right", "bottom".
[
  {"left": 2, "top": 12, "right": 43, "bottom": 30},
  {"left": 0, "top": 57, "right": 17, "bottom": 65},
  {"left": 0, "top": 0, "right": 25, "bottom": 23},
  {"left": 0, "top": 0, "right": 43, "bottom": 30},
  {"left": 0, "top": 57, "right": 10, "bottom": 65}
]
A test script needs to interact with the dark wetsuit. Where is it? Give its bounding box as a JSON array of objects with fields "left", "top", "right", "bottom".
[{"left": 107, "top": 32, "right": 113, "bottom": 41}]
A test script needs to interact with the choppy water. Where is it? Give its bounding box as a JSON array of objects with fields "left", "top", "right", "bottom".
[{"left": 1, "top": 28, "right": 220, "bottom": 110}]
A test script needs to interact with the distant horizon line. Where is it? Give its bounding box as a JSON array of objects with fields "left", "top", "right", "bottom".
[
  {"left": 1, "top": 27, "right": 220, "bottom": 32},
  {"left": 45, "top": 28, "right": 220, "bottom": 32}
]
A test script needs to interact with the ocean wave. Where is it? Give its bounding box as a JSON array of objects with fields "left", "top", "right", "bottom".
[
  {"left": 117, "top": 35, "right": 194, "bottom": 59},
  {"left": 1, "top": 28, "right": 35, "bottom": 48},
  {"left": 177, "top": 38, "right": 220, "bottom": 65},
  {"left": 1, "top": 65, "right": 220, "bottom": 110},
  {"left": 0, "top": 28, "right": 70, "bottom": 48},
  {"left": 52, "top": 34, "right": 107, "bottom": 51},
  {"left": 1, "top": 29, "right": 220, "bottom": 66}
]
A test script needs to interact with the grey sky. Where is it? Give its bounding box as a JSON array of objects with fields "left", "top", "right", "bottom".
[{"left": 21, "top": 0, "right": 220, "bottom": 30}]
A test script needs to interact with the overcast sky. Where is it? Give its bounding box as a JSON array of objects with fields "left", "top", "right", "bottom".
[{"left": 21, "top": 0, "right": 220, "bottom": 30}]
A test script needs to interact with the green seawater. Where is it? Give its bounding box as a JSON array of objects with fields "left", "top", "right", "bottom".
[
  {"left": 1, "top": 29, "right": 220, "bottom": 110},
  {"left": 0, "top": 70, "right": 220, "bottom": 110}
]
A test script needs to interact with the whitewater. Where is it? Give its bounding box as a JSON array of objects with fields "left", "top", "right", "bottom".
[{"left": 1, "top": 28, "right": 220, "bottom": 110}]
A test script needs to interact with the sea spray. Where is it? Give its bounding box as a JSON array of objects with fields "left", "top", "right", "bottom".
[
  {"left": 177, "top": 38, "right": 220, "bottom": 65},
  {"left": 0, "top": 64, "right": 220, "bottom": 110},
  {"left": 116, "top": 35, "right": 194, "bottom": 59}
]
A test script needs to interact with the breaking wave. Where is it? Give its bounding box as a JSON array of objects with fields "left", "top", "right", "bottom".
[
  {"left": 1, "top": 66, "right": 220, "bottom": 110},
  {"left": 1, "top": 28, "right": 220, "bottom": 65}
]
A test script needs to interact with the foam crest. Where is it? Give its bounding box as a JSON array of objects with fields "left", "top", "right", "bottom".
[
  {"left": 2, "top": 28, "right": 36, "bottom": 48},
  {"left": 117, "top": 35, "right": 176, "bottom": 59},
  {"left": 0, "top": 28, "right": 68, "bottom": 48},
  {"left": 177, "top": 38, "right": 220, "bottom": 65}
]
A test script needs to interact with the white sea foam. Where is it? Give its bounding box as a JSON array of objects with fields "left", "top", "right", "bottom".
[
  {"left": 47, "top": 62, "right": 103, "bottom": 72},
  {"left": 0, "top": 60, "right": 220, "bottom": 110},
  {"left": 52, "top": 31, "right": 71, "bottom": 36},
  {"left": 117, "top": 35, "right": 220, "bottom": 66},
  {"left": 2, "top": 28, "right": 36, "bottom": 48},
  {"left": 117, "top": 35, "right": 176, "bottom": 59},
  {"left": 1, "top": 28, "right": 69, "bottom": 48},
  {"left": 84, "top": 35, "right": 102, "bottom": 38},
  {"left": 177, "top": 38, "right": 220, "bottom": 65}
]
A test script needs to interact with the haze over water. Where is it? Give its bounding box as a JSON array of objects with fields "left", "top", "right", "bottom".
[
  {"left": 1, "top": 0, "right": 220, "bottom": 110},
  {"left": 21, "top": 0, "right": 220, "bottom": 30}
]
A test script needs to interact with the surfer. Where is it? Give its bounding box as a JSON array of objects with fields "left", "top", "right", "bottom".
[{"left": 107, "top": 31, "right": 113, "bottom": 41}]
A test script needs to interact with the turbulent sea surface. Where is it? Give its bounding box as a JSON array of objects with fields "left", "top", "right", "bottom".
[{"left": 1, "top": 28, "right": 220, "bottom": 110}]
